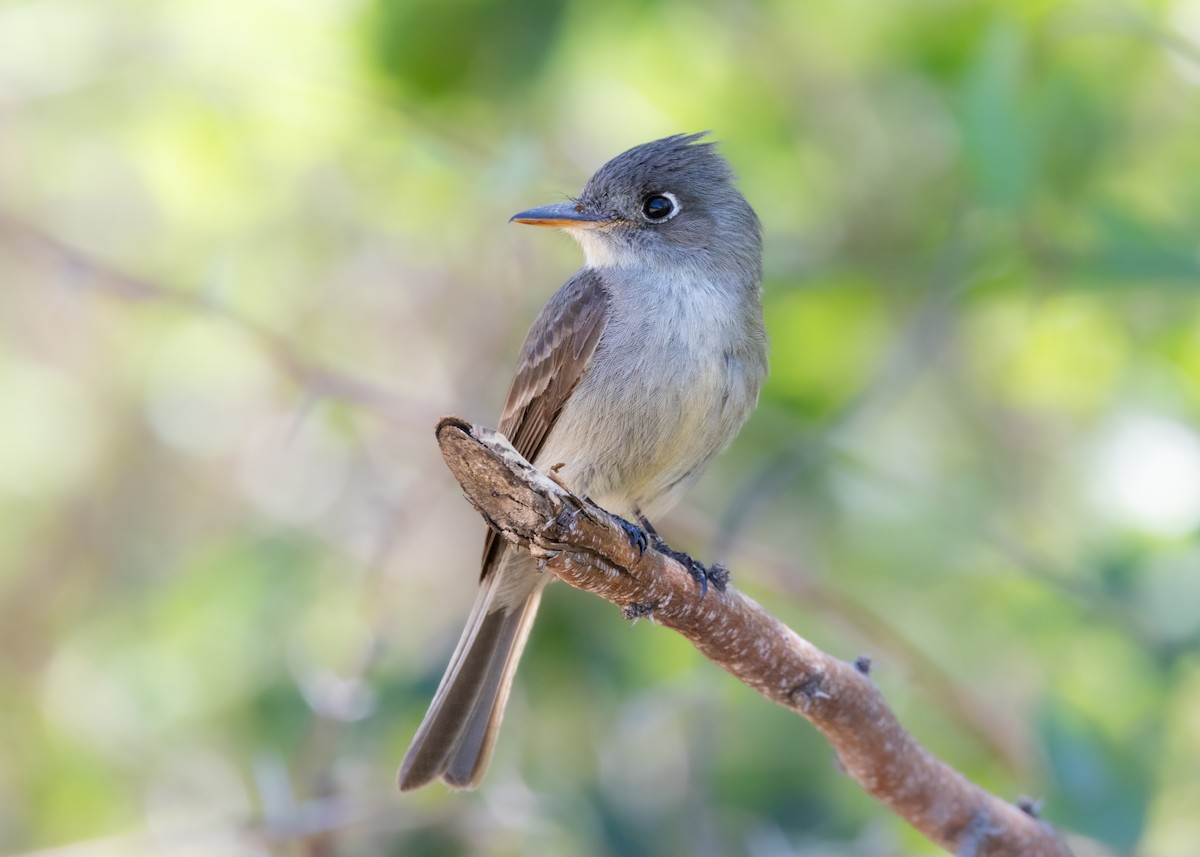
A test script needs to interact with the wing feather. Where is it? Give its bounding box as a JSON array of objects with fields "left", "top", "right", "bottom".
[{"left": 480, "top": 269, "right": 609, "bottom": 579}]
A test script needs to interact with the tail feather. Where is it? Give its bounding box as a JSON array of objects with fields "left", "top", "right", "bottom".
[{"left": 399, "top": 555, "right": 543, "bottom": 790}]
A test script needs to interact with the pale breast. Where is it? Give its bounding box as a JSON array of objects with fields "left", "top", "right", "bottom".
[{"left": 536, "top": 268, "right": 766, "bottom": 520}]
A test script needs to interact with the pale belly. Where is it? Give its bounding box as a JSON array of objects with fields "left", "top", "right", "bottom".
[{"left": 536, "top": 336, "right": 761, "bottom": 521}]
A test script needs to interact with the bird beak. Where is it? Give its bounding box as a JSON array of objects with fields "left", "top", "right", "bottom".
[{"left": 510, "top": 201, "right": 613, "bottom": 230}]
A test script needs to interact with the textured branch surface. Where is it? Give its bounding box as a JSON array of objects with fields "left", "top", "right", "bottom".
[{"left": 435, "top": 417, "right": 1074, "bottom": 857}]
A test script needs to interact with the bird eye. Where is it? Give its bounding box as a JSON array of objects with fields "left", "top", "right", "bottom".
[{"left": 641, "top": 192, "right": 679, "bottom": 222}]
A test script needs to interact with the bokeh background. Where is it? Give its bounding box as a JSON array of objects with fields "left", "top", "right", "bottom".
[{"left": 2, "top": 0, "right": 1199, "bottom": 854}]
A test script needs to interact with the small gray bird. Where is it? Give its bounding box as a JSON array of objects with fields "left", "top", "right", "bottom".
[{"left": 398, "top": 133, "right": 767, "bottom": 790}]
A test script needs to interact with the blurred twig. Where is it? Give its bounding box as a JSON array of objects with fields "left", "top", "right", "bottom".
[
  {"left": 434, "top": 416, "right": 1074, "bottom": 857},
  {"left": 1, "top": 208, "right": 472, "bottom": 857},
  {"left": 288, "top": 432, "right": 452, "bottom": 812},
  {"left": 0, "top": 209, "right": 447, "bottom": 430}
]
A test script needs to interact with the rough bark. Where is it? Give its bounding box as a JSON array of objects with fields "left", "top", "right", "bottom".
[{"left": 435, "top": 416, "right": 1074, "bottom": 857}]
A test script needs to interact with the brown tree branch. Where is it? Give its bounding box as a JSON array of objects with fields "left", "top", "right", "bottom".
[{"left": 434, "top": 416, "right": 1074, "bottom": 857}]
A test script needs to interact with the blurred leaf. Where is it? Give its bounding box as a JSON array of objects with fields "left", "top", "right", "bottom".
[
  {"left": 1038, "top": 698, "right": 1153, "bottom": 854},
  {"left": 1034, "top": 74, "right": 1113, "bottom": 201},
  {"left": 364, "top": 0, "right": 570, "bottom": 101},
  {"left": 1080, "top": 210, "right": 1200, "bottom": 284},
  {"left": 960, "top": 20, "right": 1036, "bottom": 211},
  {"left": 761, "top": 282, "right": 886, "bottom": 418}
]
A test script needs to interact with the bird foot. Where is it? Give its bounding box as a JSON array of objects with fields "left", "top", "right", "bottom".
[
  {"left": 668, "top": 549, "right": 729, "bottom": 598},
  {"left": 613, "top": 515, "right": 649, "bottom": 555},
  {"left": 635, "top": 512, "right": 730, "bottom": 597}
]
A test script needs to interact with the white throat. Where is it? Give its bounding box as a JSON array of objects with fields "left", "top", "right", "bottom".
[{"left": 572, "top": 230, "right": 640, "bottom": 269}]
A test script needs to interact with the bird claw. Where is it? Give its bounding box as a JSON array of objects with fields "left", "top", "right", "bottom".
[
  {"left": 614, "top": 516, "right": 649, "bottom": 555},
  {"left": 662, "top": 546, "right": 729, "bottom": 598},
  {"left": 632, "top": 509, "right": 729, "bottom": 597},
  {"left": 687, "top": 558, "right": 710, "bottom": 599}
]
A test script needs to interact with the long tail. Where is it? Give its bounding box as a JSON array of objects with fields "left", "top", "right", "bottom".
[{"left": 398, "top": 551, "right": 543, "bottom": 790}]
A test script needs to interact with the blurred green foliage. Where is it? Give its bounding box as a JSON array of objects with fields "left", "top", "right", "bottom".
[{"left": 1, "top": 0, "right": 1199, "bottom": 855}]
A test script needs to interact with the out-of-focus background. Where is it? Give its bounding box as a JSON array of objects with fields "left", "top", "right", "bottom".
[{"left": 2, "top": 0, "right": 1199, "bottom": 855}]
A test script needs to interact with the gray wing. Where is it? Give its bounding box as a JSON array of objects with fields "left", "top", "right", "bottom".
[{"left": 479, "top": 268, "right": 609, "bottom": 579}]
